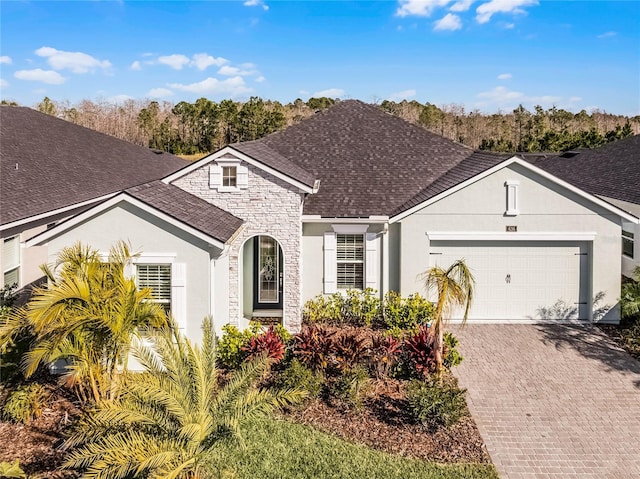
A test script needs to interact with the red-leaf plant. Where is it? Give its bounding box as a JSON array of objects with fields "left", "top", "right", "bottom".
[
  {"left": 242, "top": 326, "right": 286, "bottom": 363},
  {"left": 368, "top": 334, "right": 402, "bottom": 379},
  {"left": 333, "top": 332, "right": 368, "bottom": 372},
  {"left": 404, "top": 325, "right": 436, "bottom": 378},
  {"left": 292, "top": 325, "right": 336, "bottom": 372}
]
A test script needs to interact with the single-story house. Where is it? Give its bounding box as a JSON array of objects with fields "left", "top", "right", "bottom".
[
  {"left": 0, "top": 106, "right": 187, "bottom": 296},
  {"left": 4, "top": 102, "right": 637, "bottom": 341},
  {"left": 531, "top": 135, "right": 640, "bottom": 278}
]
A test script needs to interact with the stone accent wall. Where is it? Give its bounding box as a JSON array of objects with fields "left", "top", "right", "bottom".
[{"left": 173, "top": 159, "right": 304, "bottom": 331}]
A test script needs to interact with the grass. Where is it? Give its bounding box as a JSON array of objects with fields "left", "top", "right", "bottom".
[{"left": 208, "top": 417, "right": 499, "bottom": 479}]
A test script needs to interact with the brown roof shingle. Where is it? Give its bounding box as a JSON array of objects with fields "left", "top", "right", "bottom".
[
  {"left": 1, "top": 106, "right": 187, "bottom": 226},
  {"left": 532, "top": 135, "right": 640, "bottom": 206},
  {"left": 125, "top": 181, "right": 243, "bottom": 244},
  {"left": 249, "top": 100, "right": 479, "bottom": 217}
]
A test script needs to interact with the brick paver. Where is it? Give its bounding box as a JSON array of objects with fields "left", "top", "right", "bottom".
[{"left": 451, "top": 324, "right": 640, "bottom": 479}]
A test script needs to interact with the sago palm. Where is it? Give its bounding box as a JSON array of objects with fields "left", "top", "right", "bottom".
[
  {"left": 63, "top": 318, "right": 306, "bottom": 479},
  {"left": 0, "top": 241, "right": 167, "bottom": 402},
  {"left": 421, "top": 259, "right": 475, "bottom": 374}
]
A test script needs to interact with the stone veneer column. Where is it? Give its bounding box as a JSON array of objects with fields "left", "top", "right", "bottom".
[{"left": 173, "top": 159, "right": 304, "bottom": 332}]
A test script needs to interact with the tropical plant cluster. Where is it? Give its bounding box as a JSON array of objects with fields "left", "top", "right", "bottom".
[
  {"left": 618, "top": 267, "right": 640, "bottom": 358},
  {"left": 7, "top": 95, "right": 637, "bottom": 156}
]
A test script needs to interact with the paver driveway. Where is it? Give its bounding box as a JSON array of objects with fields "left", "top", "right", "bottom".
[{"left": 451, "top": 324, "right": 640, "bottom": 479}]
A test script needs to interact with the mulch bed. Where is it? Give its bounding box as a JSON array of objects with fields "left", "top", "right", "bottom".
[
  {"left": 597, "top": 323, "right": 640, "bottom": 361},
  {"left": 0, "top": 386, "right": 80, "bottom": 479},
  {"left": 284, "top": 377, "right": 492, "bottom": 464}
]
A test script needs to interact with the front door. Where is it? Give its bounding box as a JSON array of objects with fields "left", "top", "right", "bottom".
[{"left": 253, "top": 236, "right": 283, "bottom": 310}]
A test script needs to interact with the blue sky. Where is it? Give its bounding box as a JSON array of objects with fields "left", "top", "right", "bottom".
[{"left": 1, "top": 1, "right": 638, "bottom": 115}]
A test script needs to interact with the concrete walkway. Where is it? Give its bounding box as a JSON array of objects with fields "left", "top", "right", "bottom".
[{"left": 451, "top": 324, "right": 640, "bottom": 479}]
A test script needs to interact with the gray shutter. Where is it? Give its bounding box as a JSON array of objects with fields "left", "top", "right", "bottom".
[
  {"left": 237, "top": 164, "right": 249, "bottom": 189},
  {"left": 365, "top": 233, "right": 378, "bottom": 291},
  {"left": 209, "top": 164, "right": 222, "bottom": 189},
  {"left": 323, "top": 232, "right": 337, "bottom": 294},
  {"left": 171, "top": 263, "right": 187, "bottom": 330}
]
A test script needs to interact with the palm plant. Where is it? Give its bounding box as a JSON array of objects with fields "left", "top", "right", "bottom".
[
  {"left": 421, "top": 259, "right": 475, "bottom": 375},
  {"left": 0, "top": 241, "right": 167, "bottom": 402},
  {"left": 63, "top": 318, "right": 306, "bottom": 479},
  {"left": 621, "top": 267, "right": 640, "bottom": 319}
]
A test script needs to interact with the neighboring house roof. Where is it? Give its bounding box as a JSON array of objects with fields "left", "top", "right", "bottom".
[
  {"left": 248, "top": 100, "right": 482, "bottom": 217},
  {"left": 125, "top": 181, "right": 243, "bottom": 244},
  {"left": 531, "top": 135, "right": 640, "bottom": 207},
  {"left": 0, "top": 106, "right": 187, "bottom": 227}
]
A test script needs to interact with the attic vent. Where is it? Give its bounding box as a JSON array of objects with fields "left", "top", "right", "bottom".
[
  {"left": 560, "top": 150, "right": 580, "bottom": 158},
  {"left": 151, "top": 149, "right": 164, "bottom": 155}
]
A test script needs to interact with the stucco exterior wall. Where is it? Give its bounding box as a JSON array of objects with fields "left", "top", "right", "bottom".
[
  {"left": 44, "top": 202, "right": 218, "bottom": 342},
  {"left": 173, "top": 156, "right": 305, "bottom": 331},
  {"left": 396, "top": 163, "right": 623, "bottom": 322}
]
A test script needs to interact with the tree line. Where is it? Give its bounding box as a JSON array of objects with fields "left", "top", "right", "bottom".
[{"left": 3, "top": 96, "right": 638, "bottom": 155}]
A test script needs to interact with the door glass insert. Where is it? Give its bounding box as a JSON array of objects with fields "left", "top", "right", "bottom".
[{"left": 258, "top": 236, "right": 279, "bottom": 303}]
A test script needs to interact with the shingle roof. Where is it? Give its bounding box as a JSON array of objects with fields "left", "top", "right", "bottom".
[
  {"left": 249, "top": 100, "right": 479, "bottom": 217},
  {"left": 392, "top": 151, "right": 513, "bottom": 216},
  {"left": 232, "top": 141, "right": 317, "bottom": 188},
  {"left": 125, "top": 181, "right": 243, "bottom": 244},
  {"left": 532, "top": 135, "right": 640, "bottom": 206},
  {"left": 1, "top": 106, "right": 187, "bottom": 226}
]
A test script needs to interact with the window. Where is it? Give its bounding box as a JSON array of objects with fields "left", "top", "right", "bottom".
[
  {"left": 137, "top": 264, "right": 171, "bottom": 314},
  {"left": 222, "top": 166, "right": 237, "bottom": 187},
  {"left": 337, "top": 234, "right": 364, "bottom": 290},
  {"left": 623, "top": 230, "right": 634, "bottom": 259},
  {"left": 2, "top": 235, "right": 20, "bottom": 288}
]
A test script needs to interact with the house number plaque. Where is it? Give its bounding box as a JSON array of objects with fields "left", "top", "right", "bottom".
[{"left": 506, "top": 225, "right": 517, "bottom": 232}]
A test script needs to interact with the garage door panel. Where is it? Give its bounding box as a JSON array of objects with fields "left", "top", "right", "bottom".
[{"left": 430, "top": 241, "right": 587, "bottom": 320}]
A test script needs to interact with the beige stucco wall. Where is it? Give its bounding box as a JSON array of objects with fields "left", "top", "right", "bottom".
[
  {"left": 0, "top": 224, "right": 48, "bottom": 289},
  {"left": 43, "top": 202, "right": 220, "bottom": 342},
  {"left": 396, "top": 163, "right": 624, "bottom": 322}
]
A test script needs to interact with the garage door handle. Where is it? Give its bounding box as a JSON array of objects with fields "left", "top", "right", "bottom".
[{"left": 506, "top": 274, "right": 511, "bottom": 284}]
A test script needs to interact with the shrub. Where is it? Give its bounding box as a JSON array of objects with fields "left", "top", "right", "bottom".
[
  {"left": 0, "top": 460, "right": 27, "bottom": 479},
  {"left": 329, "top": 365, "right": 370, "bottom": 410},
  {"left": 243, "top": 326, "right": 286, "bottom": 363},
  {"left": 217, "top": 323, "right": 262, "bottom": 369},
  {"left": 443, "top": 332, "right": 463, "bottom": 369},
  {"left": 368, "top": 334, "right": 402, "bottom": 379},
  {"left": 621, "top": 267, "right": 640, "bottom": 320},
  {"left": 407, "top": 379, "right": 467, "bottom": 428},
  {"left": 333, "top": 332, "right": 368, "bottom": 372},
  {"left": 278, "top": 359, "right": 323, "bottom": 400},
  {"left": 292, "top": 325, "right": 336, "bottom": 371},
  {"left": 382, "top": 292, "right": 434, "bottom": 331},
  {"left": 303, "top": 289, "right": 381, "bottom": 326},
  {"left": 404, "top": 325, "right": 436, "bottom": 378},
  {"left": 2, "top": 383, "right": 50, "bottom": 424}
]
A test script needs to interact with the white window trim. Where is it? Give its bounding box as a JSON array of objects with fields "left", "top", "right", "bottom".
[
  {"left": 505, "top": 180, "right": 519, "bottom": 216},
  {"left": 209, "top": 159, "right": 248, "bottom": 192},
  {"left": 2, "top": 235, "right": 21, "bottom": 288}
]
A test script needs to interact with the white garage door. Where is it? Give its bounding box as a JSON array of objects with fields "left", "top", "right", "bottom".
[{"left": 430, "top": 241, "right": 588, "bottom": 320}]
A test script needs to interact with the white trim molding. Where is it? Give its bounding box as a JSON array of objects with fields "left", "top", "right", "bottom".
[
  {"left": 505, "top": 180, "right": 520, "bottom": 216},
  {"left": 390, "top": 156, "right": 640, "bottom": 224},
  {"left": 302, "top": 215, "right": 389, "bottom": 224},
  {"left": 25, "top": 193, "right": 227, "bottom": 250},
  {"left": 332, "top": 224, "right": 370, "bottom": 234},
  {"left": 162, "top": 146, "right": 316, "bottom": 194},
  {"left": 426, "top": 231, "right": 597, "bottom": 242}
]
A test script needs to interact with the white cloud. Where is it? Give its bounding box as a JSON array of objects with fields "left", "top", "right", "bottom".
[
  {"left": 255, "top": 75, "right": 265, "bottom": 83},
  {"left": 0, "top": 78, "right": 8, "bottom": 89},
  {"left": 218, "top": 64, "right": 258, "bottom": 77},
  {"left": 0, "top": 56, "right": 12, "bottom": 65},
  {"left": 497, "top": 73, "right": 512, "bottom": 80},
  {"left": 387, "top": 89, "right": 417, "bottom": 101},
  {"left": 147, "top": 87, "right": 174, "bottom": 98},
  {"left": 191, "top": 53, "right": 228, "bottom": 70},
  {"left": 158, "top": 54, "right": 190, "bottom": 70},
  {"left": 434, "top": 13, "right": 462, "bottom": 30},
  {"left": 108, "top": 94, "right": 133, "bottom": 104},
  {"left": 449, "top": 0, "right": 474, "bottom": 12},
  {"left": 476, "top": 85, "right": 581, "bottom": 110},
  {"left": 168, "top": 76, "right": 251, "bottom": 96},
  {"left": 475, "top": 0, "right": 538, "bottom": 24},
  {"left": 130, "top": 61, "right": 142, "bottom": 71},
  {"left": 396, "top": 0, "right": 451, "bottom": 17},
  {"left": 243, "top": 0, "right": 269, "bottom": 10},
  {"left": 14, "top": 68, "right": 66, "bottom": 85},
  {"left": 597, "top": 31, "right": 617, "bottom": 39},
  {"left": 311, "top": 88, "right": 345, "bottom": 98},
  {"left": 35, "top": 46, "right": 111, "bottom": 73},
  {"left": 503, "top": 22, "right": 515, "bottom": 29}
]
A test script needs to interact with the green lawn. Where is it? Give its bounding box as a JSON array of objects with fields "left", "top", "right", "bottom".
[{"left": 209, "top": 417, "right": 499, "bottom": 479}]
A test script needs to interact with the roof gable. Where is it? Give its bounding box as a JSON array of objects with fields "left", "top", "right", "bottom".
[{"left": 1, "top": 106, "right": 187, "bottom": 227}]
